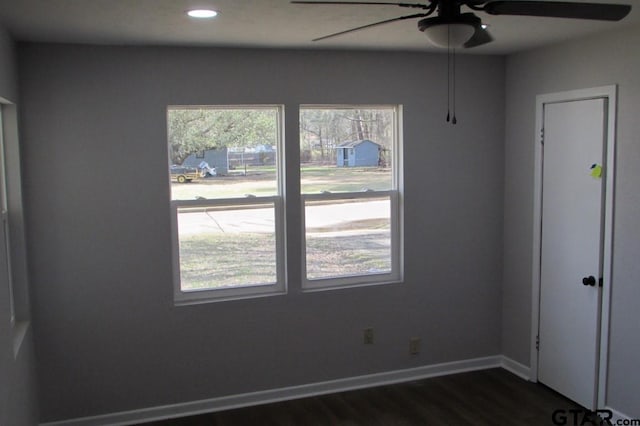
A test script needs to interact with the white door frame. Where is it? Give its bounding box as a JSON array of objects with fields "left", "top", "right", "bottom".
[{"left": 531, "top": 85, "right": 617, "bottom": 409}]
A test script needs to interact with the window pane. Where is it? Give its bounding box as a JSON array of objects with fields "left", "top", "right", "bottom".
[
  {"left": 300, "top": 105, "right": 400, "bottom": 286},
  {"left": 168, "top": 107, "right": 279, "bottom": 201},
  {"left": 305, "top": 197, "right": 391, "bottom": 280},
  {"left": 300, "top": 107, "right": 395, "bottom": 194},
  {"left": 177, "top": 203, "right": 277, "bottom": 291}
]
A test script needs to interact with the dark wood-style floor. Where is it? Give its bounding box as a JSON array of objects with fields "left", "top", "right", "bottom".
[{"left": 140, "top": 368, "right": 593, "bottom": 426}]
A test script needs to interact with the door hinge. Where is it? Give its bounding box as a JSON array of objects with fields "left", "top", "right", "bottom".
[
  {"left": 536, "top": 335, "right": 540, "bottom": 351},
  {"left": 540, "top": 128, "right": 544, "bottom": 145}
]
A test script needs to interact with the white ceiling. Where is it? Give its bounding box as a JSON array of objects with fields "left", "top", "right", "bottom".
[{"left": 0, "top": 0, "right": 637, "bottom": 54}]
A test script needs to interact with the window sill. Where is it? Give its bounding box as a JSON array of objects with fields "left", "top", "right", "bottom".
[
  {"left": 302, "top": 278, "right": 403, "bottom": 293},
  {"left": 175, "top": 288, "right": 287, "bottom": 306}
]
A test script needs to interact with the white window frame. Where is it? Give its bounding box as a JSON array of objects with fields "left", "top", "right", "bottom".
[
  {"left": 0, "top": 104, "right": 14, "bottom": 324},
  {"left": 0, "top": 99, "right": 31, "bottom": 359},
  {"left": 169, "top": 105, "right": 286, "bottom": 304},
  {"left": 300, "top": 104, "right": 403, "bottom": 291}
]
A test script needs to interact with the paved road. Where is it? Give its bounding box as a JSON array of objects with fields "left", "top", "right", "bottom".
[{"left": 177, "top": 199, "right": 389, "bottom": 235}]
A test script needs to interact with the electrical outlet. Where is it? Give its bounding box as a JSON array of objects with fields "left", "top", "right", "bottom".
[
  {"left": 409, "top": 337, "right": 420, "bottom": 355},
  {"left": 364, "top": 328, "right": 374, "bottom": 344}
]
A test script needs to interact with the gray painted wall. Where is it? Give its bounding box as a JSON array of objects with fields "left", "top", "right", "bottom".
[
  {"left": 503, "top": 25, "right": 640, "bottom": 417},
  {"left": 18, "top": 44, "right": 505, "bottom": 422},
  {"left": 0, "top": 26, "right": 39, "bottom": 426}
]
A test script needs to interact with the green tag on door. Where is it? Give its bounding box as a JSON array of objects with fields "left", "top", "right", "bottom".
[{"left": 590, "top": 164, "right": 602, "bottom": 179}]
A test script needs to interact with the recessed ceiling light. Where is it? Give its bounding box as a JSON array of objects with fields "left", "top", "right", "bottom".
[
  {"left": 481, "top": 24, "right": 489, "bottom": 29},
  {"left": 187, "top": 9, "right": 218, "bottom": 18}
]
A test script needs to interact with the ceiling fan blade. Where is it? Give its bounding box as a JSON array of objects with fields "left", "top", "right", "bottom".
[
  {"left": 464, "top": 25, "right": 494, "bottom": 48},
  {"left": 291, "top": 1, "right": 432, "bottom": 9},
  {"left": 483, "top": 1, "right": 631, "bottom": 21},
  {"left": 311, "top": 12, "right": 430, "bottom": 41}
]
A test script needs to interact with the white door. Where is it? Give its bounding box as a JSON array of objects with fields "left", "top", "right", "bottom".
[{"left": 538, "top": 98, "right": 606, "bottom": 409}]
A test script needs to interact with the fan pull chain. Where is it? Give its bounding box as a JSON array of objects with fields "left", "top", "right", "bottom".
[
  {"left": 446, "top": 25, "right": 457, "bottom": 125},
  {"left": 452, "top": 47, "right": 457, "bottom": 125},
  {"left": 446, "top": 49, "right": 451, "bottom": 123},
  {"left": 446, "top": 25, "right": 451, "bottom": 123}
]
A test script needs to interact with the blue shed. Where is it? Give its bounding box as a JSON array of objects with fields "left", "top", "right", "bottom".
[
  {"left": 336, "top": 140, "right": 381, "bottom": 167},
  {"left": 182, "top": 147, "right": 229, "bottom": 175}
]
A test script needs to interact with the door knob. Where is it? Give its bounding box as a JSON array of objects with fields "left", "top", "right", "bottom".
[{"left": 582, "top": 276, "right": 596, "bottom": 286}]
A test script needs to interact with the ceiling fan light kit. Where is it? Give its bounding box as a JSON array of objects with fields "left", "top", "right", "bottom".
[
  {"left": 421, "top": 22, "right": 474, "bottom": 48},
  {"left": 418, "top": 12, "right": 482, "bottom": 48}
]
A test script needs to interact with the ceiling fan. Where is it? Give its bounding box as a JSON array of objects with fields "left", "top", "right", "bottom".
[{"left": 291, "top": 1, "right": 632, "bottom": 49}]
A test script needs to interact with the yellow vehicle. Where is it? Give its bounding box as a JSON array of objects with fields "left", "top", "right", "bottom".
[{"left": 170, "top": 165, "right": 199, "bottom": 183}]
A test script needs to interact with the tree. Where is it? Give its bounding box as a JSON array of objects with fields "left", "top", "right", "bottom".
[{"left": 168, "top": 108, "right": 277, "bottom": 164}]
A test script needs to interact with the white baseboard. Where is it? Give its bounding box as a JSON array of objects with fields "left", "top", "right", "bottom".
[
  {"left": 40, "top": 355, "right": 504, "bottom": 426},
  {"left": 500, "top": 355, "right": 531, "bottom": 381}
]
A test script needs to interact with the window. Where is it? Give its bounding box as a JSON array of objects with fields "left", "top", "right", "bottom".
[
  {"left": 168, "top": 104, "right": 403, "bottom": 303},
  {"left": 300, "top": 105, "right": 402, "bottom": 289},
  {"left": 168, "top": 106, "right": 285, "bottom": 303},
  {"left": 0, "top": 105, "right": 14, "bottom": 323}
]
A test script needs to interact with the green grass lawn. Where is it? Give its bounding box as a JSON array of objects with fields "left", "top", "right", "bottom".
[
  {"left": 179, "top": 233, "right": 277, "bottom": 290},
  {"left": 300, "top": 165, "right": 391, "bottom": 193},
  {"left": 179, "top": 230, "right": 391, "bottom": 290},
  {"left": 305, "top": 232, "right": 391, "bottom": 280},
  {"left": 171, "top": 165, "right": 392, "bottom": 200}
]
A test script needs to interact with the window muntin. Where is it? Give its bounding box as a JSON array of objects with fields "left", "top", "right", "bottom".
[
  {"left": 168, "top": 106, "right": 285, "bottom": 302},
  {"left": 300, "top": 106, "right": 402, "bottom": 288}
]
